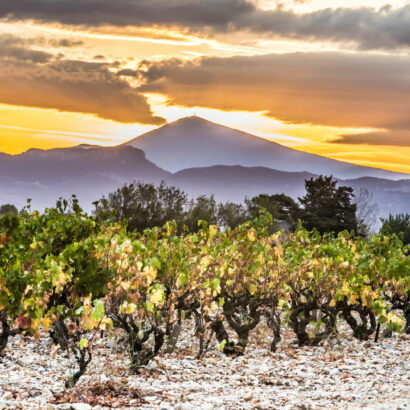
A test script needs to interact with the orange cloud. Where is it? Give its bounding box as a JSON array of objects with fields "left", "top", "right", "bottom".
[
  {"left": 0, "top": 40, "right": 165, "bottom": 124},
  {"left": 138, "top": 52, "right": 410, "bottom": 146}
]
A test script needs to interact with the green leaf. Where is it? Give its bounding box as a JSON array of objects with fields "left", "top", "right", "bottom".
[
  {"left": 150, "top": 257, "right": 161, "bottom": 270},
  {"left": 75, "top": 307, "right": 84, "bottom": 315},
  {"left": 217, "top": 339, "right": 227, "bottom": 352},
  {"left": 90, "top": 299, "right": 105, "bottom": 322},
  {"left": 79, "top": 338, "right": 89, "bottom": 349}
]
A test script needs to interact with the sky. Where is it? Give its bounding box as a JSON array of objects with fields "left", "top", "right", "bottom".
[{"left": 0, "top": 0, "right": 409, "bottom": 173}]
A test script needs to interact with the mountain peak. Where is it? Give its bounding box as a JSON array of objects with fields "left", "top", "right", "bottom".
[
  {"left": 125, "top": 117, "right": 409, "bottom": 180},
  {"left": 164, "top": 115, "right": 223, "bottom": 130}
]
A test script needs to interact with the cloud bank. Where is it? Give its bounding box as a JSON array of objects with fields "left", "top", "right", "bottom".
[
  {"left": 0, "top": 35, "right": 164, "bottom": 124},
  {"left": 136, "top": 52, "right": 410, "bottom": 146},
  {"left": 1, "top": 1, "right": 409, "bottom": 50}
]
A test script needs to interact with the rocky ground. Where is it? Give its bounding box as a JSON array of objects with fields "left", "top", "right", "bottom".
[{"left": 0, "top": 322, "right": 409, "bottom": 410}]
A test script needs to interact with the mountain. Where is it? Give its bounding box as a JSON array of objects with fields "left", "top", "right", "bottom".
[
  {"left": 1, "top": 130, "right": 408, "bottom": 218},
  {"left": 167, "top": 165, "right": 314, "bottom": 202},
  {"left": 126, "top": 116, "right": 409, "bottom": 180},
  {"left": 0, "top": 145, "right": 169, "bottom": 210},
  {"left": 168, "top": 165, "right": 410, "bottom": 217}
]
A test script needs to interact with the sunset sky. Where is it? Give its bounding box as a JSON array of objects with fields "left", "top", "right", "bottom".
[{"left": 0, "top": 0, "right": 409, "bottom": 173}]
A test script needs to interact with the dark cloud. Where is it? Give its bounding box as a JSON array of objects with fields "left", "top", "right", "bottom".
[
  {"left": 239, "top": 4, "right": 410, "bottom": 51},
  {"left": 0, "top": 53, "right": 165, "bottom": 124},
  {"left": 0, "top": 0, "right": 252, "bottom": 27},
  {"left": 137, "top": 52, "right": 410, "bottom": 146},
  {"left": 49, "top": 38, "right": 84, "bottom": 47},
  {"left": 0, "top": 34, "right": 53, "bottom": 63},
  {"left": 117, "top": 69, "right": 139, "bottom": 77},
  {"left": 0, "top": 0, "right": 409, "bottom": 50},
  {"left": 333, "top": 131, "right": 410, "bottom": 147}
]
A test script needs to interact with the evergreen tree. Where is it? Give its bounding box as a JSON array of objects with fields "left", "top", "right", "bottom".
[
  {"left": 380, "top": 213, "right": 410, "bottom": 245},
  {"left": 299, "top": 175, "right": 357, "bottom": 234}
]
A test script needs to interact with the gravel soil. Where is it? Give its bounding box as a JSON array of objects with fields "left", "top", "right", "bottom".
[{"left": 0, "top": 322, "right": 409, "bottom": 409}]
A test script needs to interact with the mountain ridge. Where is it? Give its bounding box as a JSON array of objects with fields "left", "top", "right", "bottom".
[
  {"left": 126, "top": 116, "right": 409, "bottom": 180},
  {"left": 0, "top": 145, "right": 170, "bottom": 210},
  {"left": 0, "top": 143, "right": 408, "bottom": 217}
]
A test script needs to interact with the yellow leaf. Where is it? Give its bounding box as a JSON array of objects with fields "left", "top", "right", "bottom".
[
  {"left": 247, "top": 229, "right": 257, "bottom": 242},
  {"left": 209, "top": 225, "right": 218, "bottom": 240},
  {"left": 124, "top": 303, "right": 137, "bottom": 314},
  {"left": 348, "top": 294, "right": 358, "bottom": 305},
  {"left": 99, "top": 317, "right": 113, "bottom": 330},
  {"left": 42, "top": 316, "right": 52, "bottom": 332},
  {"left": 121, "top": 281, "right": 131, "bottom": 291},
  {"left": 144, "top": 266, "right": 157, "bottom": 285},
  {"left": 341, "top": 282, "right": 349, "bottom": 296},
  {"left": 30, "top": 319, "right": 41, "bottom": 334},
  {"left": 150, "top": 288, "right": 164, "bottom": 306},
  {"left": 387, "top": 313, "right": 402, "bottom": 326}
]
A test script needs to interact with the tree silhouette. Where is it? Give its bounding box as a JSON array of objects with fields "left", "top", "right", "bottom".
[
  {"left": 299, "top": 175, "right": 357, "bottom": 234},
  {"left": 380, "top": 213, "right": 410, "bottom": 245},
  {"left": 245, "top": 193, "right": 300, "bottom": 231},
  {"left": 0, "top": 204, "right": 18, "bottom": 216}
]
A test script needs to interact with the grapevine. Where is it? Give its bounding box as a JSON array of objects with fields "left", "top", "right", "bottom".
[{"left": 0, "top": 201, "right": 409, "bottom": 388}]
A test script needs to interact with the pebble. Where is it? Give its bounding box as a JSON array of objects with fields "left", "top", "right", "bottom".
[{"left": 0, "top": 323, "right": 409, "bottom": 410}]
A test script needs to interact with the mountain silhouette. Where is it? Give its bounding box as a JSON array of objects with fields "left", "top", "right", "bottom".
[
  {"left": 126, "top": 116, "right": 408, "bottom": 180},
  {"left": 0, "top": 145, "right": 169, "bottom": 210},
  {"left": 167, "top": 165, "right": 410, "bottom": 217},
  {"left": 1, "top": 119, "right": 409, "bottom": 216}
]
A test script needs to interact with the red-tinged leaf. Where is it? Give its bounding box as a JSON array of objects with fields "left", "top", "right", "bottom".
[{"left": 15, "top": 313, "right": 30, "bottom": 330}]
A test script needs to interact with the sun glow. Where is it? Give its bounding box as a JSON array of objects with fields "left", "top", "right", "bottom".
[{"left": 0, "top": 3, "right": 409, "bottom": 174}]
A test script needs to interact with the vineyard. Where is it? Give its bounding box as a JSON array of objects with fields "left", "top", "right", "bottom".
[{"left": 0, "top": 200, "right": 409, "bottom": 407}]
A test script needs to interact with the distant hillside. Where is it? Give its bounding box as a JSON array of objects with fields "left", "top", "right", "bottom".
[
  {"left": 126, "top": 116, "right": 409, "bottom": 180},
  {"left": 0, "top": 145, "right": 169, "bottom": 210},
  {"left": 0, "top": 144, "right": 408, "bottom": 217},
  {"left": 167, "top": 165, "right": 410, "bottom": 218},
  {"left": 167, "top": 165, "right": 315, "bottom": 202}
]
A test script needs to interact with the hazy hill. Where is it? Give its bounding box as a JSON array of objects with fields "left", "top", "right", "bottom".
[
  {"left": 126, "top": 116, "right": 409, "bottom": 180},
  {"left": 167, "top": 165, "right": 410, "bottom": 218},
  {"left": 0, "top": 145, "right": 169, "bottom": 210},
  {"left": 0, "top": 140, "right": 408, "bottom": 218},
  {"left": 167, "top": 165, "right": 315, "bottom": 202}
]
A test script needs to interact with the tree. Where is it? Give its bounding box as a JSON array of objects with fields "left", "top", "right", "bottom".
[
  {"left": 0, "top": 204, "right": 18, "bottom": 216},
  {"left": 354, "top": 187, "right": 379, "bottom": 237},
  {"left": 298, "top": 175, "right": 357, "bottom": 235},
  {"left": 245, "top": 193, "right": 300, "bottom": 231},
  {"left": 380, "top": 213, "right": 410, "bottom": 245},
  {"left": 93, "top": 181, "right": 187, "bottom": 232},
  {"left": 217, "top": 202, "right": 248, "bottom": 230},
  {"left": 185, "top": 195, "right": 218, "bottom": 232}
]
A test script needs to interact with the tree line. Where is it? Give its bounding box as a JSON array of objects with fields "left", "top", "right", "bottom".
[
  {"left": 93, "top": 176, "right": 357, "bottom": 234},
  {"left": 92, "top": 175, "right": 409, "bottom": 243},
  {"left": 1, "top": 175, "right": 409, "bottom": 243}
]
